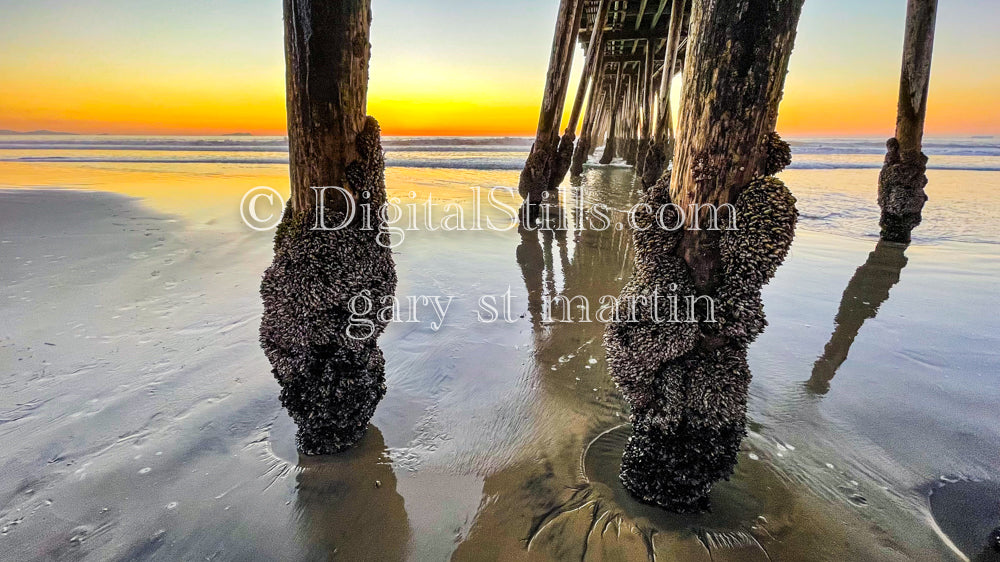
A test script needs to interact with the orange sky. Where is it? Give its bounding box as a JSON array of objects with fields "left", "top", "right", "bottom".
[{"left": 1, "top": 0, "right": 997, "bottom": 137}]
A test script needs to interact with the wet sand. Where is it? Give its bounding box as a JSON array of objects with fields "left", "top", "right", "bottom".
[{"left": 1, "top": 155, "right": 999, "bottom": 560}]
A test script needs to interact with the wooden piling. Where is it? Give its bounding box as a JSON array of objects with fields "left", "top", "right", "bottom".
[
  {"left": 261, "top": 0, "right": 397, "bottom": 455},
  {"left": 519, "top": 0, "right": 585, "bottom": 212},
  {"left": 284, "top": 0, "right": 371, "bottom": 212},
  {"left": 570, "top": 48, "right": 607, "bottom": 176},
  {"left": 640, "top": 0, "right": 687, "bottom": 188},
  {"left": 635, "top": 40, "right": 656, "bottom": 173},
  {"left": 599, "top": 62, "right": 625, "bottom": 165},
  {"left": 559, "top": 0, "right": 612, "bottom": 181},
  {"left": 606, "top": 0, "right": 805, "bottom": 512},
  {"left": 878, "top": 0, "right": 937, "bottom": 242}
]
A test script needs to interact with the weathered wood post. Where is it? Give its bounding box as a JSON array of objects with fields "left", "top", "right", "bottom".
[
  {"left": 605, "top": 0, "right": 803, "bottom": 512},
  {"left": 599, "top": 62, "right": 626, "bottom": 165},
  {"left": 640, "top": 0, "right": 687, "bottom": 188},
  {"left": 635, "top": 41, "right": 656, "bottom": 173},
  {"left": 519, "top": 0, "right": 585, "bottom": 215},
  {"left": 552, "top": 0, "right": 587, "bottom": 136},
  {"left": 879, "top": 0, "right": 937, "bottom": 243},
  {"left": 584, "top": 77, "right": 614, "bottom": 155},
  {"left": 624, "top": 63, "right": 643, "bottom": 165},
  {"left": 570, "top": 49, "right": 607, "bottom": 176},
  {"left": 260, "top": 0, "right": 397, "bottom": 455},
  {"left": 559, "top": 0, "right": 612, "bottom": 182},
  {"left": 588, "top": 86, "right": 608, "bottom": 157}
]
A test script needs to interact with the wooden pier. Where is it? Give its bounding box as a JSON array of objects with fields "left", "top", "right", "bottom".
[{"left": 520, "top": 0, "right": 692, "bottom": 209}]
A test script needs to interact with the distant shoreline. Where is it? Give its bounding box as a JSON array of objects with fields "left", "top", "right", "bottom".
[{"left": 0, "top": 129, "right": 77, "bottom": 136}]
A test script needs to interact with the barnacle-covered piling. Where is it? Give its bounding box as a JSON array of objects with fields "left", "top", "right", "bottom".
[
  {"left": 606, "top": 174, "right": 797, "bottom": 510},
  {"left": 261, "top": 120, "right": 396, "bottom": 455},
  {"left": 605, "top": 0, "right": 804, "bottom": 512},
  {"left": 262, "top": 0, "right": 396, "bottom": 455},
  {"left": 519, "top": 0, "right": 584, "bottom": 213},
  {"left": 879, "top": 0, "right": 937, "bottom": 243}
]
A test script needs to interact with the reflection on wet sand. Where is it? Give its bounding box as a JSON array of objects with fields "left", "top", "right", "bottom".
[
  {"left": 293, "top": 425, "right": 410, "bottom": 560},
  {"left": 808, "top": 240, "right": 909, "bottom": 395},
  {"left": 515, "top": 224, "right": 549, "bottom": 328}
]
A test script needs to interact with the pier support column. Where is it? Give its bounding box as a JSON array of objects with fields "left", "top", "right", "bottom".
[
  {"left": 624, "top": 68, "right": 642, "bottom": 166},
  {"left": 606, "top": 0, "right": 804, "bottom": 512},
  {"left": 879, "top": 0, "right": 937, "bottom": 243},
  {"left": 260, "top": 0, "right": 397, "bottom": 455},
  {"left": 561, "top": 0, "right": 611, "bottom": 181},
  {"left": 635, "top": 41, "right": 656, "bottom": 174},
  {"left": 570, "top": 51, "right": 607, "bottom": 176},
  {"left": 641, "top": 0, "right": 687, "bottom": 188},
  {"left": 599, "top": 63, "right": 626, "bottom": 165},
  {"left": 519, "top": 0, "right": 585, "bottom": 216}
]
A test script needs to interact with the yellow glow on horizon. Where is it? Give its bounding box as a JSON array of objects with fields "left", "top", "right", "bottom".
[{"left": 2, "top": 50, "right": 998, "bottom": 137}]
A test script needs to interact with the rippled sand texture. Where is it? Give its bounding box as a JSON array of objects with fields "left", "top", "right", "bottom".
[{"left": 1, "top": 137, "right": 999, "bottom": 560}]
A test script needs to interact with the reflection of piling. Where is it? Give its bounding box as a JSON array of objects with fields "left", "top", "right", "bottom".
[
  {"left": 260, "top": 0, "right": 397, "bottom": 455},
  {"left": 809, "top": 241, "right": 909, "bottom": 395},
  {"left": 879, "top": 0, "right": 937, "bottom": 243},
  {"left": 605, "top": 0, "right": 804, "bottom": 512},
  {"left": 294, "top": 426, "right": 409, "bottom": 559},
  {"left": 517, "top": 225, "right": 547, "bottom": 327}
]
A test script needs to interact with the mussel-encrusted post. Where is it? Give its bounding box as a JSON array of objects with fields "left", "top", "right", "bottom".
[
  {"left": 561, "top": 0, "right": 611, "bottom": 181},
  {"left": 641, "top": 0, "right": 687, "bottom": 188},
  {"left": 878, "top": 0, "right": 937, "bottom": 243},
  {"left": 599, "top": 62, "right": 626, "bottom": 165},
  {"left": 605, "top": 0, "right": 804, "bottom": 512},
  {"left": 519, "top": 0, "right": 585, "bottom": 216},
  {"left": 260, "top": 0, "right": 397, "bottom": 455}
]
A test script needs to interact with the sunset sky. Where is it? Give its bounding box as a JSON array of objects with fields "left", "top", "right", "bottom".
[{"left": 1, "top": 0, "right": 997, "bottom": 136}]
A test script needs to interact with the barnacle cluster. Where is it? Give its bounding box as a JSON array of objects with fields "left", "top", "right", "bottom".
[
  {"left": 553, "top": 131, "right": 576, "bottom": 183},
  {"left": 570, "top": 137, "right": 592, "bottom": 177},
  {"left": 605, "top": 142, "right": 797, "bottom": 512},
  {"left": 878, "top": 137, "right": 928, "bottom": 242},
  {"left": 260, "top": 117, "right": 397, "bottom": 455},
  {"left": 605, "top": 173, "right": 696, "bottom": 410},
  {"left": 599, "top": 137, "right": 617, "bottom": 165},
  {"left": 640, "top": 141, "right": 668, "bottom": 190},
  {"left": 715, "top": 176, "right": 798, "bottom": 342},
  {"left": 620, "top": 345, "right": 752, "bottom": 512},
  {"left": 764, "top": 131, "right": 792, "bottom": 176},
  {"left": 519, "top": 142, "right": 557, "bottom": 201},
  {"left": 624, "top": 138, "right": 639, "bottom": 166},
  {"left": 635, "top": 138, "right": 651, "bottom": 176}
]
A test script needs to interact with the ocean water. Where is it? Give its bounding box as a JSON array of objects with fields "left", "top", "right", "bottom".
[
  {"left": 0, "top": 135, "right": 998, "bottom": 560},
  {"left": 2, "top": 134, "right": 998, "bottom": 246},
  {"left": 2, "top": 134, "right": 1000, "bottom": 170}
]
